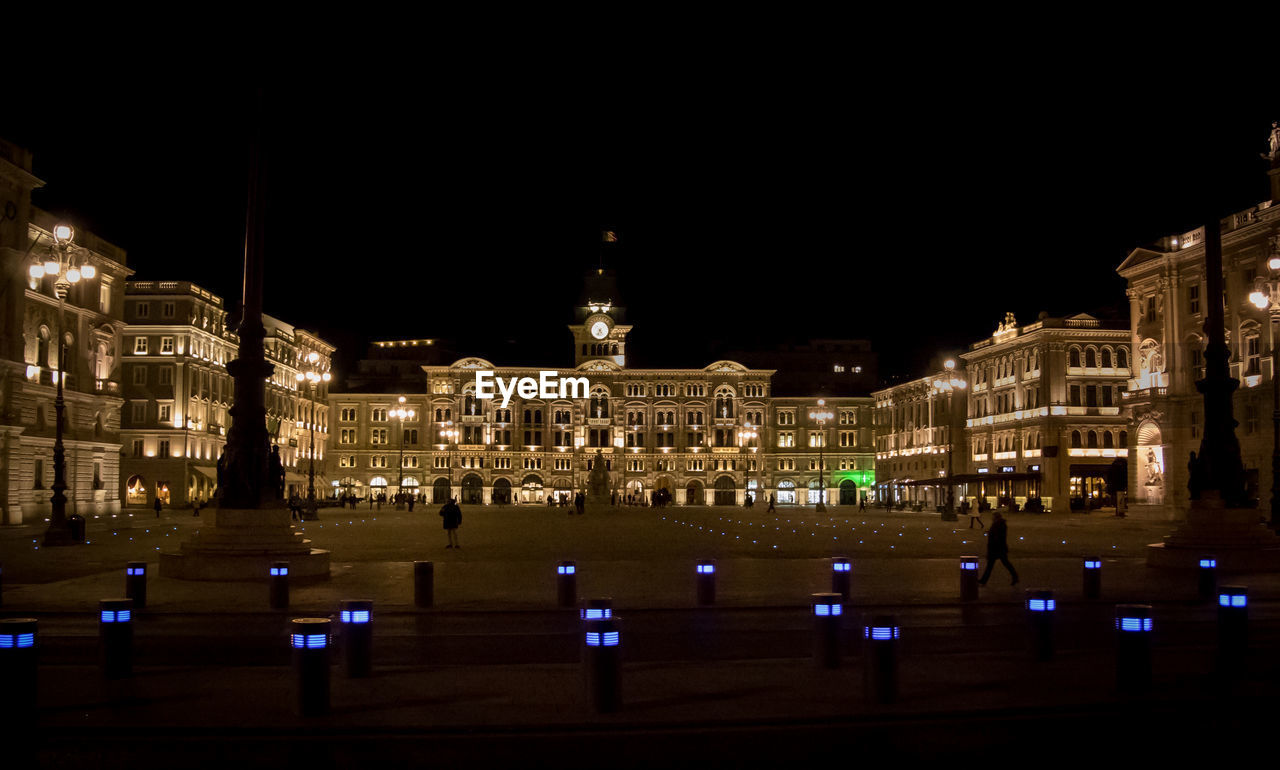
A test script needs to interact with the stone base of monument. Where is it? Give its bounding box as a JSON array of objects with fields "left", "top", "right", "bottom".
[
  {"left": 1147, "top": 496, "right": 1280, "bottom": 570},
  {"left": 160, "top": 506, "right": 331, "bottom": 581}
]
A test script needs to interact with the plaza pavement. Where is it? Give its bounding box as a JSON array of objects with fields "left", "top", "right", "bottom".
[{"left": 3, "top": 504, "right": 1278, "bottom": 763}]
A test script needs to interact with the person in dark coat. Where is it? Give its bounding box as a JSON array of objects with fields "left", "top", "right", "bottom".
[
  {"left": 978, "top": 511, "right": 1019, "bottom": 586},
  {"left": 154, "top": 496, "right": 163, "bottom": 518},
  {"left": 440, "top": 497, "right": 462, "bottom": 548},
  {"left": 574, "top": 492, "right": 585, "bottom": 515}
]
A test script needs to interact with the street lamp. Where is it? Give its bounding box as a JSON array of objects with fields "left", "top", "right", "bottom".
[
  {"left": 31, "top": 224, "right": 95, "bottom": 546},
  {"left": 933, "top": 359, "right": 968, "bottom": 520},
  {"left": 740, "top": 422, "right": 758, "bottom": 507},
  {"left": 808, "top": 400, "right": 834, "bottom": 512},
  {"left": 439, "top": 419, "right": 457, "bottom": 501},
  {"left": 1249, "top": 253, "right": 1280, "bottom": 528},
  {"left": 293, "top": 351, "right": 330, "bottom": 518},
  {"left": 392, "top": 396, "right": 416, "bottom": 508}
]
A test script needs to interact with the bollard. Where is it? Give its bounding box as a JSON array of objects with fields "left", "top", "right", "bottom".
[
  {"left": 291, "top": 618, "right": 331, "bottom": 716},
  {"left": 270, "top": 561, "right": 290, "bottom": 609},
  {"left": 959, "top": 556, "right": 979, "bottom": 601},
  {"left": 696, "top": 559, "right": 717, "bottom": 606},
  {"left": 125, "top": 561, "right": 147, "bottom": 609},
  {"left": 831, "top": 557, "right": 851, "bottom": 603},
  {"left": 0, "top": 618, "right": 37, "bottom": 724},
  {"left": 413, "top": 561, "right": 434, "bottom": 608},
  {"left": 1217, "top": 586, "right": 1247, "bottom": 676},
  {"left": 1082, "top": 558, "right": 1102, "bottom": 600},
  {"left": 99, "top": 598, "right": 135, "bottom": 679},
  {"left": 557, "top": 561, "right": 578, "bottom": 608},
  {"left": 583, "top": 616, "right": 621, "bottom": 713},
  {"left": 1115, "top": 604, "right": 1153, "bottom": 693},
  {"left": 864, "top": 615, "right": 899, "bottom": 704},
  {"left": 1025, "top": 588, "right": 1055, "bottom": 661},
  {"left": 580, "top": 597, "right": 613, "bottom": 622},
  {"left": 811, "top": 593, "right": 843, "bottom": 669},
  {"left": 1198, "top": 558, "right": 1217, "bottom": 603},
  {"left": 340, "top": 599, "right": 373, "bottom": 678}
]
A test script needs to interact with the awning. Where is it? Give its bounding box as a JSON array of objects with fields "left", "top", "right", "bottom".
[{"left": 192, "top": 465, "right": 217, "bottom": 482}]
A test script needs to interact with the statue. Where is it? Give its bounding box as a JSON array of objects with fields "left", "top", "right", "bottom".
[
  {"left": 587, "top": 450, "right": 612, "bottom": 502},
  {"left": 1264, "top": 121, "right": 1280, "bottom": 162},
  {"left": 1144, "top": 449, "right": 1163, "bottom": 485}
]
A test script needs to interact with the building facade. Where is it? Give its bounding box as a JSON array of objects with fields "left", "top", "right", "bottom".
[
  {"left": 960, "top": 312, "right": 1131, "bottom": 513},
  {"left": 118, "top": 281, "right": 334, "bottom": 508},
  {"left": 872, "top": 363, "right": 968, "bottom": 508},
  {"left": 327, "top": 284, "right": 876, "bottom": 506},
  {"left": 1, "top": 140, "right": 132, "bottom": 524},
  {"left": 1117, "top": 202, "right": 1280, "bottom": 516}
]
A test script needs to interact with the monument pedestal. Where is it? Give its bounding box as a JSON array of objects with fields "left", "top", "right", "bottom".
[
  {"left": 160, "top": 506, "right": 330, "bottom": 581},
  {"left": 1146, "top": 496, "right": 1280, "bottom": 570}
]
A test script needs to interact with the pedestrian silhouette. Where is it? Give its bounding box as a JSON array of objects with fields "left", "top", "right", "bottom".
[
  {"left": 440, "top": 497, "right": 462, "bottom": 548},
  {"left": 978, "top": 511, "right": 1019, "bottom": 586}
]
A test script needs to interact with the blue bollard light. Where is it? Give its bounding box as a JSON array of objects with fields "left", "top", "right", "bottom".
[
  {"left": 1082, "top": 557, "right": 1102, "bottom": 600},
  {"left": 696, "top": 559, "right": 716, "bottom": 605},
  {"left": 557, "top": 561, "right": 577, "bottom": 607},
  {"left": 812, "top": 592, "right": 843, "bottom": 669},
  {"left": 1115, "top": 604, "right": 1153, "bottom": 693},
  {"left": 0, "top": 618, "right": 37, "bottom": 725},
  {"left": 339, "top": 599, "right": 373, "bottom": 678},
  {"left": 125, "top": 561, "right": 147, "bottom": 609},
  {"left": 1217, "top": 585, "right": 1247, "bottom": 676},
  {"left": 99, "top": 598, "right": 135, "bottom": 679},
  {"left": 580, "top": 597, "right": 613, "bottom": 622},
  {"left": 583, "top": 615, "right": 621, "bottom": 713},
  {"left": 864, "top": 615, "right": 900, "bottom": 704},
  {"left": 291, "top": 617, "right": 331, "bottom": 716},
  {"left": 270, "top": 561, "right": 290, "bottom": 609},
  {"left": 960, "top": 556, "right": 979, "bottom": 601},
  {"left": 831, "top": 557, "right": 852, "bottom": 602},
  {"left": 1025, "top": 588, "right": 1055, "bottom": 661},
  {"left": 1198, "top": 557, "right": 1217, "bottom": 603}
]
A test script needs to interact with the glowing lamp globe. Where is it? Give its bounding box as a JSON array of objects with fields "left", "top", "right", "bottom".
[
  {"left": 81, "top": 264, "right": 96, "bottom": 279},
  {"left": 52, "top": 224, "right": 74, "bottom": 244},
  {"left": 1250, "top": 291, "right": 1269, "bottom": 310}
]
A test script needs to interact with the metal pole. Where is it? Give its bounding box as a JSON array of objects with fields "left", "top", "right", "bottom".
[
  {"left": 1272, "top": 308, "right": 1279, "bottom": 528},
  {"left": 397, "top": 415, "right": 406, "bottom": 503},
  {"left": 44, "top": 280, "right": 72, "bottom": 546},
  {"left": 307, "top": 381, "right": 316, "bottom": 504}
]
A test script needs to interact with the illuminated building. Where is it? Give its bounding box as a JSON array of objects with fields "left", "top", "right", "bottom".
[
  {"left": 1117, "top": 157, "right": 1280, "bottom": 516},
  {"left": 118, "top": 281, "right": 334, "bottom": 508},
  {"left": 872, "top": 361, "right": 967, "bottom": 509},
  {"left": 328, "top": 269, "right": 876, "bottom": 506},
  {"left": 960, "top": 312, "right": 1131, "bottom": 513},
  {"left": 0, "top": 139, "right": 131, "bottom": 523}
]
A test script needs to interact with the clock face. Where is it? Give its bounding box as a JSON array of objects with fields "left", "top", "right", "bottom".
[{"left": 590, "top": 320, "right": 609, "bottom": 339}]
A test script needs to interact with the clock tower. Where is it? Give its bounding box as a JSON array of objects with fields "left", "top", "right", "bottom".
[{"left": 570, "top": 266, "right": 631, "bottom": 367}]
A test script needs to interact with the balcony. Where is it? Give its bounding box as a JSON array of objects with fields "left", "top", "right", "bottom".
[
  {"left": 94, "top": 379, "right": 120, "bottom": 395},
  {"left": 461, "top": 414, "right": 483, "bottom": 424}
]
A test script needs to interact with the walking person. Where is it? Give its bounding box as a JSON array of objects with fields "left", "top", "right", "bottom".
[
  {"left": 575, "top": 491, "right": 585, "bottom": 515},
  {"left": 969, "top": 504, "right": 985, "bottom": 529},
  {"left": 439, "top": 497, "right": 462, "bottom": 549},
  {"left": 766, "top": 493, "right": 776, "bottom": 513},
  {"left": 858, "top": 497, "right": 866, "bottom": 513},
  {"left": 978, "top": 511, "right": 1018, "bottom": 586},
  {"left": 154, "top": 496, "right": 163, "bottom": 518}
]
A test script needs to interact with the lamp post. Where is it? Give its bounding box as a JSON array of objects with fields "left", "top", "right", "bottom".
[
  {"left": 293, "top": 352, "right": 330, "bottom": 517},
  {"left": 740, "top": 422, "right": 758, "bottom": 507},
  {"left": 809, "top": 400, "right": 834, "bottom": 512},
  {"left": 30, "top": 224, "right": 95, "bottom": 546},
  {"left": 392, "top": 396, "right": 416, "bottom": 507},
  {"left": 1248, "top": 254, "right": 1280, "bottom": 528},
  {"left": 933, "top": 359, "right": 968, "bottom": 518},
  {"left": 439, "top": 420, "right": 457, "bottom": 501}
]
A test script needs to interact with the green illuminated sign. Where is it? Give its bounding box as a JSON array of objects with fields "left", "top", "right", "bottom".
[{"left": 834, "top": 470, "right": 875, "bottom": 487}]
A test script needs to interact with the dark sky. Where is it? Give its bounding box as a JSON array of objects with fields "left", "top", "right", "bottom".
[{"left": 4, "top": 76, "right": 1275, "bottom": 382}]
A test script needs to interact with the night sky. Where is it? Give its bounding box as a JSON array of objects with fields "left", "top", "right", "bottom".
[{"left": 4, "top": 78, "right": 1275, "bottom": 383}]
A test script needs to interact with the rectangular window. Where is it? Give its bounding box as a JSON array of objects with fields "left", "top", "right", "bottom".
[
  {"left": 371, "top": 428, "right": 388, "bottom": 444},
  {"left": 371, "top": 408, "right": 388, "bottom": 422},
  {"left": 159, "top": 439, "right": 171, "bottom": 457},
  {"left": 133, "top": 337, "right": 148, "bottom": 354},
  {"left": 340, "top": 428, "right": 356, "bottom": 444},
  {"left": 100, "top": 278, "right": 112, "bottom": 314},
  {"left": 1069, "top": 385, "right": 1081, "bottom": 406},
  {"left": 1145, "top": 295, "right": 1155, "bottom": 320},
  {"left": 1188, "top": 284, "right": 1200, "bottom": 315},
  {"left": 158, "top": 367, "right": 172, "bottom": 385},
  {"left": 133, "top": 367, "right": 146, "bottom": 385},
  {"left": 132, "top": 439, "right": 144, "bottom": 457},
  {"left": 1102, "top": 386, "right": 1113, "bottom": 407},
  {"left": 33, "top": 458, "right": 44, "bottom": 488},
  {"left": 136, "top": 302, "right": 150, "bottom": 318},
  {"left": 1086, "top": 385, "right": 1097, "bottom": 407},
  {"left": 1247, "top": 335, "right": 1261, "bottom": 376},
  {"left": 160, "top": 336, "right": 174, "bottom": 354},
  {"left": 159, "top": 404, "right": 171, "bottom": 424},
  {"left": 162, "top": 302, "right": 175, "bottom": 318}
]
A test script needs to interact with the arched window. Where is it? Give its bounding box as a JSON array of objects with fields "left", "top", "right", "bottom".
[
  {"left": 1118, "top": 347, "right": 1129, "bottom": 369},
  {"left": 1101, "top": 348, "right": 1113, "bottom": 368},
  {"left": 464, "top": 395, "right": 476, "bottom": 415},
  {"left": 611, "top": 344, "right": 619, "bottom": 355},
  {"left": 1071, "top": 430, "right": 1082, "bottom": 448},
  {"left": 1119, "top": 430, "right": 1128, "bottom": 447},
  {"left": 1087, "top": 430, "right": 1098, "bottom": 448},
  {"left": 1069, "top": 347, "right": 1081, "bottom": 367},
  {"left": 435, "top": 409, "right": 443, "bottom": 421},
  {"left": 1085, "top": 348, "right": 1097, "bottom": 368},
  {"left": 1103, "top": 431, "right": 1114, "bottom": 448}
]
